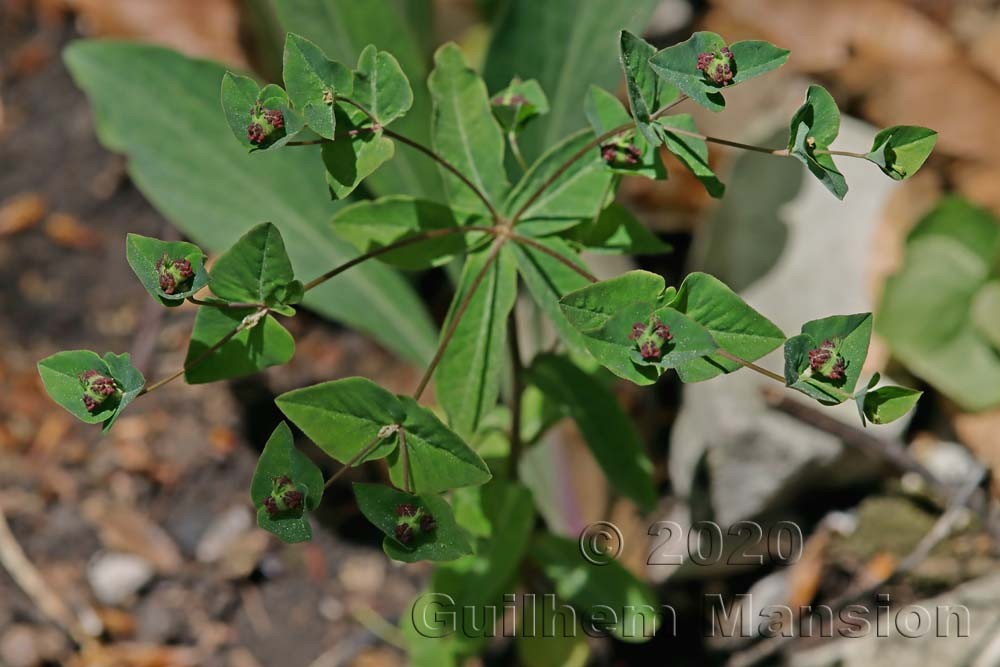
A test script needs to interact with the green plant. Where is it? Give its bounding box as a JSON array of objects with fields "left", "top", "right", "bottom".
[{"left": 44, "top": 22, "right": 935, "bottom": 663}]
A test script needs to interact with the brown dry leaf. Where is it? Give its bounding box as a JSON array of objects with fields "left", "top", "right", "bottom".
[
  {"left": 864, "top": 65, "right": 1000, "bottom": 163},
  {"left": 60, "top": 0, "right": 247, "bottom": 68},
  {"left": 0, "top": 192, "right": 47, "bottom": 237},
  {"left": 81, "top": 497, "right": 183, "bottom": 574},
  {"left": 44, "top": 213, "right": 101, "bottom": 250},
  {"left": 75, "top": 642, "right": 200, "bottom": 667},
  {"left": 860, "top": 551, "right": 898, "bottom": 586},
  {"left": 950, "top": 407, "right": 1000, "bottom": 498},
  {"left": 785, "top": 528, "right": 829, "bottom": 609}
]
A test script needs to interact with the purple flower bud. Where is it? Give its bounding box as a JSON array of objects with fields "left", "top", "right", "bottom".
[
  {"left": 828, "top": 357, "right": 846, "bottom": 381},
  {"left": 247, "top": 122, "right": 267, "bottom": 145},
  {"left": 653, "top": 322, "right": 672, "bottom": 342},
  {"left": 263, "top": 496, "right": 280, "bottom": 517},
  {"left": 807, "top": 339, "right": 846, "bottom": 381},
  {"left": 155, "top": 253, "right": 195, "bottom": 295},
  {"left": 395, "top": 523, "right": 414, "bottom": 545},
  {"left": 79, "top": 369, "right": 120, "bottom": 412},
  {"left": 628, "top": 322, "right": 646, "bottom": 341},
  {"left": 263, "top": 109, "right": 284, "bottom": 130},
  {"left": 282, "top": 489, "right": 304, "bottom": 511},
  {"left": 640, "top": 340, "right": 661, "bottom": 360},
  {"left": 420, "top": 513, "right": 436, "bottom": 533},
  {"left": 696, "top": 47, "right": 735, "bottom": 86}
]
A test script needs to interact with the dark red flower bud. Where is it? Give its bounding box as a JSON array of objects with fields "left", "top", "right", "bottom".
[
  {"left": 396, "top": 503, "right": 418, "bottom": 517},
  {"left": 419, "top": 513, "right": 436, "bottom": 533},
  {"left": 629, "top": 322, "right": 646, "bottom": 341},
  {"left": 828, "top": 357, "right": 846, "bottom": 381},
  {"left": 696, "top": 47, "right": 735, "bottom": 86},
  {"left": 808, "top": 347, "right": 831, "bottom": 371},
  {"left": 282, "top": 489, "right": 304, "bottom": 511},
  {"left": 653, "top": 322, "right": 672, "bottom": 342},
  {"left": 263, "top": 496, "right": 280, "bottom": 517},
  {"left": 807, "top": 339, "right": 846, "bottom": 381},
  {"left": 173, "top": 258, "right": 193, "bottom": 280},
  {"left": 247, "top": 122, "right": 267, "bottom": 145},
  {"left": 79, "top": 369, "right": 120, "bottom": 412},
  {"left": 395, "top": 523, "right": 413, "bottom": 545},
  {"left": 263, "top": 109, "right": 284, "bottom": 130},
  {"left": 640, "top": 340, "right": 661, "bottom": 360},
  {"left": 155, "top": 253, "right": 195, "bottom": 295}
]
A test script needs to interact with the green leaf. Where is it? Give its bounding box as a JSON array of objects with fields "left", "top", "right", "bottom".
[
  {"left": 387, "top": 396, "right": 493, "bottom": 494},
  {"left": 37, "top": 350, "right": 144, "bottom": 431},
  {"left": 568, "top": 203, "right": 672, "bottom": 255},
  {"left": 428, "top": 43, "right": 510, "bottom": 217},
  {"left": 862, "top": 385, "right": 922, "bottom": 425},
  {"left": 184, "top": 307, "right": 294, "bottom": 384},
  {"left": 510, "top": 236, "right": 592, "bottom": 356},
  {"left": 505, "top": 129, "right": 614, "bottom": 233},
  {"left": 972, "top": 280, "right": 1000, "bottom": 349},
  {"left": 783, "top": 313, "right": 873, "bottom": 405},
  {"left": 528, "top": 354, "right": 656, "bottom": 511},
  {"left": 282, "top": 33, "right": 353, "bottom": 140},
  {"left": 275, "top": 377, "right": 405, "bottom": 464},
  {"left": 220, "top": 71, "right": 262, "bottom": 150},
  {"left": 231, "top": 80, "right": 304, "bottom": 151},
  {"left": 607, "top": 303, "right": 719, "bottom": 372},
  {"left": 353, "top": 483, "right": 473, "bottom": 562},
  {"left": 657, "top": 115, "right": 725, "bottom": 197},
  {"left": 531, "top": 535, "right": 659, "bottom": 643},
  {"left": 321, "top": 114, "right": 396, "bottom": 199},
  {"left": 351, "top": 44, "right": 413, "bottom": 126},
  {"left": 436, "top": 245, "right": 517, "bottom": 438},
  {"left": 273, "top": 0, "right": 442, "bottom": 199},
  {"left": 331, "top": 196, "right": 486, "bottom": 270},
  {"left": 65, "top": 41, "right": 437, "bottom": 365},
  {"left": 583, "top": 86, "right": 664, "bottom": 180},
  {"left": 648, "top": 32, "right": 788, "bottom": 112},
  {"left": 667, "top": 272, "right": 785, "bottom": 382},
  {"left": 483, "top": 0, "right": 660, "bottom": 164},
  {"left": 251, "top": 421, "right": 324, "bottom": 543},
  {"left": 877, "top": 198, "right": 1000, "bottom": 411},
  {"left": 559, "top": 269, "right": 670, "bottom": 332},
  {"left": 620, "top": 30, "right": 670, "bottom": 146},
  {"left": 125, "top": 233, "right": 208, "bottom": 306},
  {"left": 491, "top": 77, "right": 549, "bottom": 134},
  {"left": 209, "top": 222, "right": 298, "bottom": 307},
  {"left": 787, "top": 85, "right": 848, "bottom": 200},
  {"left": 866, "top": 125, "right": 937, "bottom": 181}
]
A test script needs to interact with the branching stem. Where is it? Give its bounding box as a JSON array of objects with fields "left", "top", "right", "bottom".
[
  {"left": 323, "top": 432, "right": 389, "bottom": 490},
  {"left": 509, "top": 233, "right": 598, "bottom": 282},
  {"left": 507, "top": 311, "right": 524, "bottom": 478}
]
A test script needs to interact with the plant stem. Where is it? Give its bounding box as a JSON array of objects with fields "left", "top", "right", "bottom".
[
  {"left": 138, "top": 308, "right": 267, "bottom": 395},
  {"left": 302, "top": 226, "right": 493, "bottom": 292},
  {"left": 509, "top": 233, "right": 598, "bottom": 282},
  {"left": 323, "top": 432, "right": 389, "bottom": 490},
  {"left": 716, "top": 349, "right": 786, "bottom": 384},
  {"left": 285, "top": 139, "right": 324, "bottom": 146},
  {"left": 813, "top": 148, "right": 869, "bottom": 159},
  {"left": 384, "top": 128, "right": 502, "bottom": 220},
  {"left": 661, "top": 126, "right": 788, "bottom": 156},
  {"left": 508, "top": 130, "right": 528, "bottom": 171},
  {"left": 399, "top": 428, "right": 412, "bottom": 494},
  {"left": 412, "top": 238, "right": 506, "bottom": 401},
  {"left": 507, "top": 311, "right": 524, "bottom": 478},
  {"left": 187, "top": 297, "right": 265, "bottom": 309}
]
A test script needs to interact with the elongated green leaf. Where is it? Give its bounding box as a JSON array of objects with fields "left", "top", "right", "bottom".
[
  {"left": 352, "top": 44, "right": 413, "bottom": 126},
  {"left": 125, "top": 234, "right": 208, "bottom": 306},
  {"left": 568, "top": 203, "right": 671, "bottom": 255},
  {"left": 64, "top": 41, "right": 436, "bottom": 365},
  {"left": 584, "top": 86, "right": 664, "bottom": 180},
  {"left": 436, "top": 245, "right": 517, "bottom": 438},
  {"left": 668, "top": 272, "right": 784, "bottom": 382},
  {"left": 388, "top": 396, "right": 492, "bottom": 494},
  {"left": 506, "top": 129, "right": 613, "bottom": 233},
  {"left": 484, "top": 0, "right": 659, "bottom": 163},
  {"left": 784, "top": 313, "right": 872, "bottom": 405},
  {"left": 866, "top": 125, "right": 937, "bottom": 181},
  {"left": 275, "top": 377, "right": 405, "bottom": 463},
  {"left": 620, "top": 30, "right": 670, "bottom": 146},
  {"left": 283, "top": 33, "right": 353, "bottom": 139},
  {"left": 354, "top": 483, "right": 473, "bottom": 562},
  {"left": 274, "top": 0, "right": 441, "bottom": 198},
  {"left": 429, "top": 43, "right": 509, "bottom": 217},
  {"left": 657, "top": 115, "right": 725, "bottom": 197},
  {"left": 184, "top": 307, "right": 294, "bottom": 384},
  {"left": 331, "top": 196, "right": 486, "bottom": 269},
  {"left": 38, "top": 350, "right": 144, "bottom": 432},
  {"left": 510, "top": 236, "right": 591, "bottom": 356},
  {"left": 788, "top": 84, "right": 848, "bottom": 200},
  {"left": 529, "top": 354, "right": 656, "bottom": 511},
  {"left": 251, "top": 422, "right": 324, "bottom": 543},
  {"left": 209, "top": 222, "right": 299, "bottom": 307},
  {"left": 532, "top": 535, "right": 659, "bottom": 643}
]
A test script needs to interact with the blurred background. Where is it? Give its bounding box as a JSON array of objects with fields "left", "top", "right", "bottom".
[{"left": 2, "top": 0, "right": 1000, "bottom": 665}]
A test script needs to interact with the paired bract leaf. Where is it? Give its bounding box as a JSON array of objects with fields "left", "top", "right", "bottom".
[
  {"left": 321, "top": 112, "right": 396, "bottom": 199},
  {"left": 619, "top": 30, "right": 671, "bottom": 146},
  {"left": 331, "top": 196, "right": 486, "bottom": 269},
  {"left": 428, "top": 43, "right": 509, "bottom": 216},
  {"left": 584, "top": 86, "right": 664, "bottom": 180},
  {"left": 657, "top": 115, "right": 725, "bottom": 197},
  {"left": 528, "top": 354, "right": 656, "bottom": 511},
  {"left": 276, "top": 377, "right": 405, "bottom": 464},
  {"left": 125, "top": 234, "right": 208, "bottom": 306},
  {"left": 282, "top": 33, "right": 353, "bottom": 140},
  {"left": 209, "top": 222, "right": 301, "bottom": 308},
  {"left": 491, "top": 77, "right": 549, "bottom": 134},
  {"left": 37, "top": 350, "right": 144, "bottom": 431},
  {"left": 648, "top": 32, "right": 788, "bottom": 112},
  {"left": 568, "top": 203, "right": 672, "bottom": 255},
  {"left": 667, "top": 272, "right": 784, "bottom": 382},
  {"left": 783, "top": 313, "right": 872, "bottom": 405},
  {"left": 184, "top": 307, "right": 294, "bottom": 384},
  {"left": 350, "top": 44, "right": 413, "bottom": 126},
  {"left": 866, "top": 125, "right": 937, "bottom": 181},
  {"left": 787, "top": 85, "right": 848, "bottom": 200},
  {"left": 854, "top": 374, "right": 922, "bottom": 426},
  {"left": 972, "top": 280, "right": 1000, "bottom": 349},
  {"left": 354, "top": 483, "right": 473, "bottom": 562},
  {"left": 251, "top": 421, "right": 324, "bottom": 543},
  {"left": 221, "top": 73, "right": 303, "bottom": 151}
]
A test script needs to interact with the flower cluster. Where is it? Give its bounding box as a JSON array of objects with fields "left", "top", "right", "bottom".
[
  {"left": 79, "top": 369, "right": 119, "bottom": 413},
  {"left": 696, "top": 47, "right": 734, "bottom": 86},
  {"left": 394, "top": 502, "right": 436, "bottom": 545},
  {"left": 600, "top": 138, "right": 642, "bottom": 167},
  {"left": 629, "top": 316, "right": 673, "bottom": 361},
  {"left": 808, "top": 339, "right": 846, "bottom": 381},
  {"left": 155, "top": 253, "right": 194, "bottom": 295},
  {"left": 262, "top": 475, "right": 306, "bottom": 517},
  {"left": 247, "top": 103, "right": 285, "bottom": 147}
]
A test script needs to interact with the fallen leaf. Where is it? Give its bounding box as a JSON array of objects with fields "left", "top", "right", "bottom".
[
  {"left": 44, "top": 213, "right": 101, "bottom": 249},
  {"left": 0, "top": 192, "right": 46, "bottom": 237}
]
